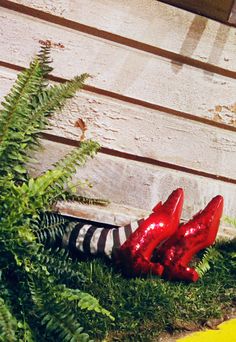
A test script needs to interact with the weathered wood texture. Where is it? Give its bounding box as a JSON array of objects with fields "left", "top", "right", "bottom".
[
  {"left": 55, "top": 201, "right": 236, "bottom": 240},
  {"left": 7, "top": 0, "right": 236, "bottom": 73},
  {"left": 0, "top": 67, "right": 235, "bottom": 180},
  {"left": 0, "top": 1, "right": 235, "bottom": 236},
  {"left": 29, "top": 139, "right": 236, "bottom": 234},
  {"left": 0, "top": 8, "right": 236, "bottom": 124},
  {"left": 55, "top": 201, "right": 150, "bottom": 227}
]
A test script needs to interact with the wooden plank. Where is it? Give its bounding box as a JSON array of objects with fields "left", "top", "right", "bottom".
[
  {"left": 49, "top": 91, "right": 236, "bottom": 180},
  {"left": 1, "top": 67, "right": 236, "bottom": 180},
  {"left": 55, "top": 201, "right": 236, "bottom": 240},
  {"left": 159, "top": 0, "right": 234, "bottom": 23},
  {"left": 8, "top": 0, "right": 236, "bottom": 73},
  {"left": 29, "top": 139, "right": 236, "bottom": 221},
  {"left": 0, "top": 9, "right": 236, "bottom": 121},
  {"left": 55, "top": 201, "right": 149, "bottom": 227}
]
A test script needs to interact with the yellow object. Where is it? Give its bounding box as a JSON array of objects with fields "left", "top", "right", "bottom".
[{"left": 177, "top": 319, "right": 236, "bottom": 342}]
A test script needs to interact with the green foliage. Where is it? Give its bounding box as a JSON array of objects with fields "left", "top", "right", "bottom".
[
  {"left": 195, "top": 246, "right": 223, "bottom": 278},
  {"left": 0, "top": 47, "right": 112, "bottom": 341},
  {"left": 1, "top": 46, "right": 235, "bottom": 342},
  {"left": 62, "top": 192, "right": 110, "bottom": 206},
  {"left": 70, "top": 240, "right": 236, "bottom": 341},
  {"left": 223, "top": 216, "right": 236, "bottom": 228},
  {"left": 0, "top": 298, "right": 17, "bottom": 342},
  {"left": 193, "top": 217, "right": 236, "bottom": 278}
]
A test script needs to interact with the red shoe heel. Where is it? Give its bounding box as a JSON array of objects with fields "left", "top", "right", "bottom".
[
  {"left": 115, "top": 188, "right": 184, "bottom": 277},
  {"left": 159, "top": 195, "right": 224, "bottom": 282}
]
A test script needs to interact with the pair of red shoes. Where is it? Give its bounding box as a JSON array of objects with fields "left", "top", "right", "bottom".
[{"left": 116, "top": 188, "right": 224, "bottom": 282}]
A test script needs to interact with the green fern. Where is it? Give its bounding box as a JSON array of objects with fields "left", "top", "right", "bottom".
[
  {"left": 0, "top": 45, "right": 90, "bottom": 182},
  {"left": 44, "top": 140, "right": 100, "bottom": 204},
  {"left": 34, "top": 212, "right": 67, "bottom": 244},
  {"left": 195, "top": 246, "right": 222, "bottom": 277},
  {"left": 0, "top": 47, "right": 112, "bottom": 341},
  {"left": 28, "top": 276, "right": 91, "bottom": 342},
  {"left": 62, "top": 192, "right": 110, "bottom": 206},
  {"left": 0, "top": 298, "right": 17, "bottom": 342},
  {"left": 0, "top": 58, "right": 42, "bottom": 141},
  {"left": 35, "top": 247, "right": 87, "bottom": 286},
  {"left": 37, "top": 45, "right": 53, "bottom": 78}
]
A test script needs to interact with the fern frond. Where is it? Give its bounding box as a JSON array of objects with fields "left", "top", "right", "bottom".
[
  {"left": 0, "top": 297, "right": 17, "bottom": 342},
  {"left": 0, "top": 58, "right": 42, "bottom": 140},
  {"left": 37, "top": 45, "right": 53, "bottom": 78},
  {"left": 23, "top": 74, "right": 90, "bottom": 140},
  {"left": 0, "top": 49, "right": 90, "bottom": 181},
  {"left": 195, "top": 247, "right": 222, "bottom": 278},
  {"left": 28, "top": 276, "right": 91, "bottom": 342},
  {"left": 38, "top": 140, "right": 100, "bottom": 206},
  {"left": 62, "top": 193, "right": 109, "bottom": 206},
  {"left": 58, "top": 286, "right": 114, "bottom": 321},
  {"left": 33, "top": 212, "right": 67, "bottom": 244},
  {"left": 17, "top": 321, "right": 35, "bottom": 342},
  {"left": 0, "top": 58, "right": 43, "bottom": 178},
  {"left": 35, "top": 247, "right": 86, "bottom": 286},
  {"left": 53, "top": 140, "right": 99, "bottom": 179}
]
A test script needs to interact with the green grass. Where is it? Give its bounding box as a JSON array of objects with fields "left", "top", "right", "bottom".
[{"left": 65, "top": 239, "right": 236, "bottom": 341}]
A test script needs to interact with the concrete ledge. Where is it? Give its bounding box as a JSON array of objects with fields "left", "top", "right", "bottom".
[{"left": 55, "top": 201, "right": 236, "bottom": 240}]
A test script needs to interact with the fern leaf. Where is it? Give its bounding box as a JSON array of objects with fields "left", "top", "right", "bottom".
[
  {"left": 0, "top": 297, "right": 17, "bottom": 342},
  {"left": 75, "top": 292, "right": 115, "bottom": 321},
  {"left": 51, "top": 284, "right": 114, "bottom": 321},
  {"left": 36, "top": 140, "right": 100, "bottom": 206},
  {"left": 0, "top": 58, "right": 42, "bottom": 140},
  {"left": 16, "top": 321, "right": 35, "bottom": 342},
  {"left": 61, "top": 193, "right": 109, "bottom": 206},
  {"left": 35, "top": 247, "right": 86, "bottom": 285},
  {"left": 53, "top": 140, "right": 99, "bottom": 178},
  {"left": 28, "top": 276, "right": 92, "bottom": 342},
  {"left": 37, "top": 45, "right": 53, "bottom": 78},
  {"left": 33, "top": 212, "right": 67, "bottom": 244},
  {"left": 0, "top": 58, "right": 43, "bottom": 177},
  {"left": 22, "top": 74, "right": 90, "bottom": 143},
  {"left": 195, "top": 247, "right": 222, "bottom": 277}
]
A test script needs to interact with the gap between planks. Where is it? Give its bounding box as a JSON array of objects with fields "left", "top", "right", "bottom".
[
  {"left": 0, "top": 61, "right": 235, "bottom": 184},
  {"left": 0, "top": 60, "right": 235, "bottom": 134},
  {"left": 0, "top": 0, "right": 235, "bottom": 80},
  {"left": 42, "top": 133, "right": 236, "bottom": 185},
  {"left": 1, "top": 8, "right": 235, "bottom": 123}
]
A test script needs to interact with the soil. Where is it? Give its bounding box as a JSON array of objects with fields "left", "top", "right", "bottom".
[{"left": 158, "top": 308, "right": 236, "bottom": 342}]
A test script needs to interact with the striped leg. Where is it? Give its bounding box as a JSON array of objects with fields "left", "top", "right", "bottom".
[
  {"left": 60, "top": 188, "right": 184, "bottom": 278},
  {"left": 60, "top": 219, "right": 145, "bottom": 259}
]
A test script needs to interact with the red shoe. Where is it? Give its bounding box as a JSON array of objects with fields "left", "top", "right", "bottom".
[
  {"left": 115, "top": 188, "right": 184, "bottom": 277},
  {"left": 158, "top": 195, "right": 224, "bottom": 282}
]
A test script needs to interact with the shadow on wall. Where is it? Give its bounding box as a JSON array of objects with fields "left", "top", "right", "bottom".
[{"left": 171, "top": 15, "right": 230, "bottom": 78}]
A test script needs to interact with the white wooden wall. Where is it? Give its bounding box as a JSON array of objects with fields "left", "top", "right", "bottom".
[{"left": 0, "top": 0, "right": 235, "bottom": 236}]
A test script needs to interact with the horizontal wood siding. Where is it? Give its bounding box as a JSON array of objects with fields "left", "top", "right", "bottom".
[
  {"left": 0, "top": 1, "right": 235, "bottom": 236},
  {"left": 4, "top": 0, "right": 236, "bottom": 73},
  {"left": 28, "top": 139, "right": 236, "bottom": 238},
  {"left": 0, "top": 67, "right": 235, "bottom": 181},
  {"left": 0, "top": 8, "right": 235, "bottom": 123}
]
